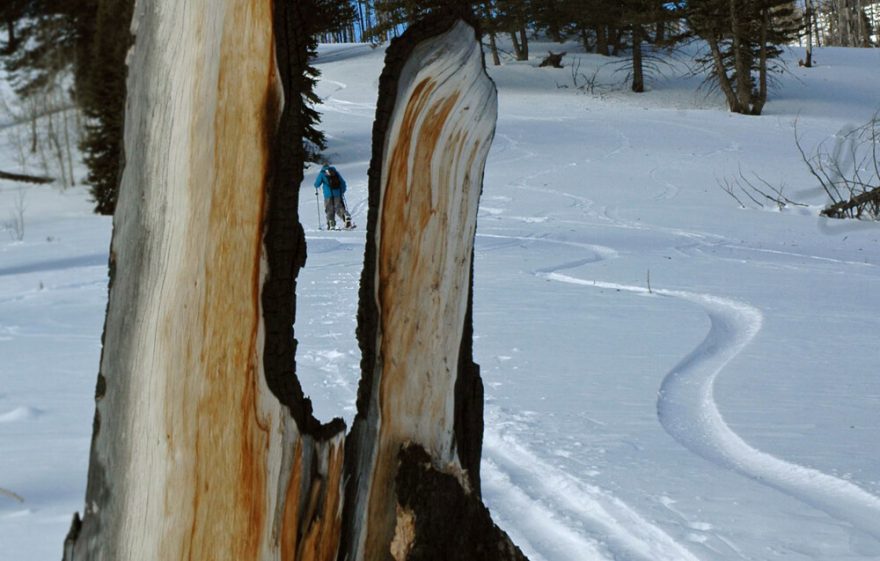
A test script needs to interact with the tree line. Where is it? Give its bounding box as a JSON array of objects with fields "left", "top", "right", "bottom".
[{"left": 0, "top": 0, "right": 876, "bottom": 214}]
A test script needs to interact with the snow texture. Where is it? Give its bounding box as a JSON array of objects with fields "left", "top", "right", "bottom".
[{"left": 1, "top": 38, "right": 880, "bottom": 561}]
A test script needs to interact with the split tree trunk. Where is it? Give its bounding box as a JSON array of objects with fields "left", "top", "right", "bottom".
[{"left": 65, "top": 5, "right": 523, "bottom": 561}]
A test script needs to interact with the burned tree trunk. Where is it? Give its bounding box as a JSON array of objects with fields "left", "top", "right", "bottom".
[
  {"left": 65, "top": 2, "right": 345, "bottom": 560},
  {"left": 343, "top": 16, "right": 515, "bottom": 561},
  {"left": 67, "top": 5, "right": 520, "bottom": 561}
]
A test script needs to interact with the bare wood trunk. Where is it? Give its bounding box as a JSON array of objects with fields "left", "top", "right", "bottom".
[
  {"left": 342, "top": 17, "right": 507, "bottom": 561},
  {"left": 65, "top": 2, "right": 345, "bottom": 560},
  {"left": 67, "top": 5, "right": 521, "bottom": 561}
]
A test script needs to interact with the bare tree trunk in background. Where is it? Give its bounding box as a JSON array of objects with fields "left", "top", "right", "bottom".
[
  {"left": 655, "top": 19, "right": 666, "bottom": 44},
  {"left": 579, "top": 27, "right": 593, "bottom": 53},
  {"left": 611, "top": 26, "right": 623, "bottom": 56},
  {"left": 64, "top": 5, "right": 524, "bottom": 561},
  {"left": 857, "top": 0, "right": 871, "bottom": 46},
  {"left": 518, "top": 25, "right": 529, "bottom": 60},
  {"left": 805, "top": 0, "right": 814, "bottom": 66},
  {"left": 707, "top": 33, "right": 741, "bottom": 113},
  {"left": 489, "top": 31, "right": 501, "bottom": 65},
  {"left": 730, "top": 0, "right": 754, "bottom": 112},
  {"left": 595, "top": 24, "right": 609, "bottom": 55},
  {"left": 753, "top": 8, "right": 769, "bottom": 115},
  {"left": 631, "top": 25, "right": 644, "bottom": 92},
  {"left": 510, "top": 30, "right": 523, "bottom": 60}
]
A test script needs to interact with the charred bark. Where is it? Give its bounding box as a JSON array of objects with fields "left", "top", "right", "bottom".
[{"left": 393, "top": 445, "right": 527, "bottom": 561}]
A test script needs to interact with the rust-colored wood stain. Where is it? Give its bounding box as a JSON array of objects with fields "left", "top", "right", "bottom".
[{"left": 362, "top": 69, "right": 474, "bottom": 560}]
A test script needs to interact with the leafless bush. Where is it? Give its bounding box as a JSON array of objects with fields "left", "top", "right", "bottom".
[
  {"left": 3, "top": 187, "right": 27, "bottom": 241},
  {"left": 795, "top": 113, "right": 880, "bottom": 220},
  {"left": 718, "top": 165, "right": 807, "bottom": 210},
  {"left": 558, "top": 57, "right": 612, "bottom": 97}
]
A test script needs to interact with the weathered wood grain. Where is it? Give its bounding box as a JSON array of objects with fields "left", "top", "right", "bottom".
[
  {"left": 67, "top": 2, "right": 344, "bottom": 560},
  {"left": 345, "top": 18, "right": 498, "bottom": 561}
]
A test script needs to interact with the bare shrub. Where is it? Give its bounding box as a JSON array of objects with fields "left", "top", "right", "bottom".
[
  {"left": 3, "top": 186, "right": 27, "bottom": 241},
  {"left": 796, "top": 113, "right": 880, "bottom": 220}
]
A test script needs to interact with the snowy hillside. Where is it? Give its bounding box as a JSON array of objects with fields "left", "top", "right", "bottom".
[{"left": 2, "top": 40, "right": 879, "bottom": 561}]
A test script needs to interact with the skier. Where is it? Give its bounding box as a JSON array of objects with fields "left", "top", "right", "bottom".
[{"left": 314, "top": 164, "right": 354, "bottom": 230}]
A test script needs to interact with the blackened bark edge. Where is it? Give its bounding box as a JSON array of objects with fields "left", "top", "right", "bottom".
[
  {"left": 267, "top": 0, "right": 344, "bottom": 438},
  {"left": 396, "top": 445, "right": 528, "bottom": 561},
  {"left": 344, "top": 11, "right": 495, "bottom": 560}
]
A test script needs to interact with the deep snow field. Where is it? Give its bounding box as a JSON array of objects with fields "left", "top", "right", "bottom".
[{"left": 1, "top": 37, "right": 879, "bottom": 561}]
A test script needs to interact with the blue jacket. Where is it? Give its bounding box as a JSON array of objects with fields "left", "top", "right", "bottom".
[{"left": 314, "top": 165, "right": 347, "bottom": 199}]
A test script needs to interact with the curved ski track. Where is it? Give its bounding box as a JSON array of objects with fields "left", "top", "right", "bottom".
[
  {"left": 478, "top": 125, "right": 880, "bottom": 540},
  {"left": 540, "top": 267, "right": 880, "bottom": 542}
]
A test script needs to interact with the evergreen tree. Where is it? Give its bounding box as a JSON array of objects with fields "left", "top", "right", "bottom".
[
  {"left": 79, "top": 0, "right": 132, "bottom": 215},
  {"left": 299, "top": 1, "right": 356, "bottom": 161},
  {"left": 0, "top": 0, "right": 27, "bottom": 55},
  {"left": 688, "top": 0, "right": 799, "bottom": 115},
  {"left": 2, "top": 0, "right": 95, "bottom": 99}
]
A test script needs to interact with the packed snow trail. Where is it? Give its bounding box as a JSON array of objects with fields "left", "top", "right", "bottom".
[{"left": 544, "top": 271, "right": 880, "bottom": 542}]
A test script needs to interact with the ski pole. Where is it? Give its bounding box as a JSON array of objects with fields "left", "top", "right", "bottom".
[
  {"left": 315, "top": 189, "right": 322, "bottom": 230},
  {"left": 342, "top": 192, "right": 351, "bottom": 219}
]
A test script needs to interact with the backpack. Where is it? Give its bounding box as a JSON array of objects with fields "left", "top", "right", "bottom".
[{"left": 327, "top": 169, "right": 341, "bottom": 190}]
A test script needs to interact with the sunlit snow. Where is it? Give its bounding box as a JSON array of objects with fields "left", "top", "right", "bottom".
[{"left": 1, "top": 39, "right": 879, "bottom": 560}]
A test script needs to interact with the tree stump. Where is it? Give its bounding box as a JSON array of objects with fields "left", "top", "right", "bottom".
[{"left": 65, "top": 5, "right": 524, "bottom": 561}]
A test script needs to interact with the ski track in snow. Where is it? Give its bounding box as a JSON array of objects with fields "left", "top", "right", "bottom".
[
  {"left": 483, "top": 428, "right": 703, "bottom": 561},
  {"left": 541, "top": 269, "right": 880, "bottom": 542}
]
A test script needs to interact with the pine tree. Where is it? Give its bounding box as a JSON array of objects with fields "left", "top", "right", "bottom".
[
  {"left": 78, "top": 0, "right": 132, "bottom": 215},
  {"left": 298, "top": 1, "right": 356, "bottom": 161},
  {"left": 688, "top": 0, "right": 799, "bottom": 115},
  {"left": 0, "top": 0, "right": 27, "bottom": 55},
  {"left": 2, "top": 0, "right": 95, "bottom": 99}
]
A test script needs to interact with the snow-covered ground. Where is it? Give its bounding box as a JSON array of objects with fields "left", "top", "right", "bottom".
[{"left": 2, "top": 39, "right": 879, "bottom": 561}]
